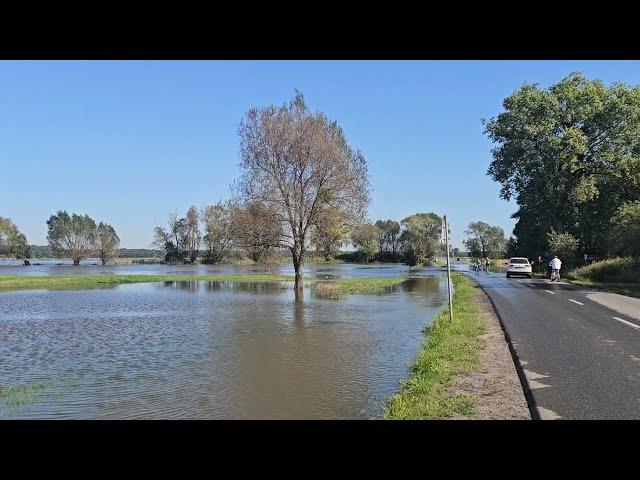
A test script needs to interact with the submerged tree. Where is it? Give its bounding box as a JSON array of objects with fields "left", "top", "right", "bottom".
[
  {"left": 0, "top": 217, "right": 30, "bottom": 260},
  {"left": 351, "top": 222, "right": 379, "bottom": 262},
  {"left": 152, "top": 212, "right": 188, "bottom": 264},
  {"left": 399, "top": 213, "right": 442, "bottom": 266},
  {"left": 311, "top": 207, "right": 349, "bottom": 261},
  {"left": 184, "top": 205, "right": 201, "bottom": 264},
  {"left": 236, "top": 91, "right": 370, "bottom": 291},
  {"left": 229, "top": 202, "right": 283, "bottom": 263},
  {"left": 46, "top": 211, "right": 97, "bottom": 265},
  {"left": 201, "top": 201, "right": 234, "bottom": 264},
  {"left": 96, "top": 222, "right": 120, "bottom": 265}
]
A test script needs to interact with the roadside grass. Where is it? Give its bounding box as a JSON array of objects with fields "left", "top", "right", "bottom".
[
  {"left": 560, "top": 257, "right": 640, "bottom": 298},
  {"left": 568, "top": 257, "right": 640, "bottom": 283},
  {"left": 384, "top": 273, "right": 486, "bottom": 419},
  {"left": 0, "top": 274, "right": 293, "bottom": 292},
  {"left": 313, "top": 277, "right": 405, "bottom": 298}
]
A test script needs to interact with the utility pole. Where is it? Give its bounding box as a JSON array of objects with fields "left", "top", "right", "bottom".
[{"left": 443, "top": 215, "right": 453, "bottom": 322}]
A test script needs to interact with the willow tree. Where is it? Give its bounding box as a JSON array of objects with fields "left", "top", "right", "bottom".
[
  {"left": 0, "top": 217, "right": 30, "bottom": 260},
  {"left": 96, "top": 222, "right": 120, "bottom": 265},
  {"left": 46, "top": 211, "right": 97, "bottom": 265},
  {"left": 237, "top": 92, "right": 370, "bottom": 291}
]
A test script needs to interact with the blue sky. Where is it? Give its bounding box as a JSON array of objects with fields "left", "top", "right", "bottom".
[{"left": 2, "top": 60, "right": 639, "bottom": 249}]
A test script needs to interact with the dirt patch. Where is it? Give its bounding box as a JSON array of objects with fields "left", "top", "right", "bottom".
[{"left": 446, "top": 283, "right": 531, "bottom": 420}]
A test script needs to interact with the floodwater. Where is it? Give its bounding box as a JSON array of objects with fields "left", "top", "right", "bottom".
[
  {"left": 0, "top": 257, "right": 417, "bottom": 279},
  {"left": 0, "top": 263, "right": 448, "bottom": 419}
]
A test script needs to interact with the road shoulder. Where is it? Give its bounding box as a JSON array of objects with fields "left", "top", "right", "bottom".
[{"left": 447, "top": 277, "right": 531, "bottom": 420}]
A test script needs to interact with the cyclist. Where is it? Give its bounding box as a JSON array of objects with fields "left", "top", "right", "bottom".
[
  {"left": 474, "top": 258, "right": 481, "bottom": 274},
  {"left": 549, "top": 255, "right": 562, "bottom": 281},
  {"left": 485, "top": 257, "right": 491, "bottom": 273}
]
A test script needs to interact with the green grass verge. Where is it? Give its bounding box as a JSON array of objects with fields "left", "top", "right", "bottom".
[
  {"left": 0, "top": 273, "right": 407, "bottom": 298},
  {"left": 0, "top": 274, "right": 293, "bottom": 292},
  {"left": 384, "top": 273, "right": 486, "bottom": 419},
  {"left": 313, "top": 277, "right": 405, "bottom": 298}
]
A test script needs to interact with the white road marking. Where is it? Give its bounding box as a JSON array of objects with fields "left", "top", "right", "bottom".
[
  {"left": 527, "top": 283, "right": 536, "bottom": 288},
  {"left": 568, "top": 299, "right": 584, "bottom": 305},
  {"left": 613, "top": 317, "right": 640, "bottom": 330},
  {"left": 537, "top": 406, "right": 561, "bottom": 420},
  {"left": 545, "top": 290, "right": 556, "bottom": 295}
]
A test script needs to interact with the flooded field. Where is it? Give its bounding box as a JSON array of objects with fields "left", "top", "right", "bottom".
[{"left": 0, "top": 264, "right": 448, "bottom": 419}]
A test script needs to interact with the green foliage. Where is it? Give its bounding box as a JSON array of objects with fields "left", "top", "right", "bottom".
[
  {"left": 485, "top": 72, "right": 640, "bottom": 260},
  {"left": 609, "top": 200, "right": 640, "bottom": 257},
  {"left": 46, "top": 211, "right": 97, "bottom": 265},
  {"left": 96, "top": 222, "right": 120, "bottom": 265},
  {"left": 463, "top": 221, "right": 507, "bottom": 259},
  {"left": 384, "top": 274, "right": 486, "bottom": 419},
  {"left": 311, "top": 207, "right": 349, "bottom": 261},
  {"left": 399, "top": 212, "right": 442, "bottom": 266},
  {"left": 313, "top": 277, "right": 405, "bottom": 298},
  {"left": 570, "top": 257, "right": 640, "bottom": 284},
  {"left": 0, "top": 274, "right": 294, "bottom": 292},
  {"left": 350, "top": 223, "right": 380, "bottom": 262},
  {"left": 0, "top": 217, "right": 30, "bottom": 259},
  {"left": 202, "top": 201, "right": 233, "bottom": 264},
  {"left": 547, "top": 228, "right": 580, "bottom": 268}
]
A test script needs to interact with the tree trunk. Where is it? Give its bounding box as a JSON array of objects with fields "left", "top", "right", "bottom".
[
  {"left": 292, "top": 247, "right": 304, "bottom": 292},
  {"left": 73, "top": 258, "right": 80, "bottom": 266}
]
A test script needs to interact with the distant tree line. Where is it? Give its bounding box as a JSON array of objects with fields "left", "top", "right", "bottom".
[{"left": 485, "top": 72, "right": 640, "bottom": 267}]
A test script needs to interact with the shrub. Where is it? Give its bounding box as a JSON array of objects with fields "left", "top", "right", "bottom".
[
  {"left": 609, "top": 200, "right": 640, "bottom": 257},
  {"left": 570, "top": 257, "right": 640, "bottom": 283},
  {"left": 547, "top": 229, "right": 580, "bottom": 268}
]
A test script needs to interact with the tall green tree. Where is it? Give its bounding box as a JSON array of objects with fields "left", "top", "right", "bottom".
[
  {"left": 463, "top": 221, "right": 507, "bottom": 259},
  {"left": 185, "top": 205, "right": 201, "bottom": 264},
  {"left": 485, "top": 72, "right": 640, "bottom": 259},
  {"left": 0, "top": 217, "right": 30, "bottom": 260},
  {"left": 229, "top": 202, "right": 283, "bottom": 263},
  {"left": 96, "top": 222, "right": 120, "bottom": 265},
  {"left": 351, "top": 223, "right": 380, "bottom": 262},
  {"left": 311, "top": 207, "right": 349, "bottom": 261},
  {"left": 47, "top": 211, "right": 97, "bottom": 265},
  {"left": 399, "top": 213, "right": 442, "bottom": 266},
  {"left": 201, "top": 201, "right": 233, "bottom": 264}
]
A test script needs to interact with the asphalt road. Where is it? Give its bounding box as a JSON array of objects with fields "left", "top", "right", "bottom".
[{"left": 456, "top": 263, "right": 640, "bottom": 419}]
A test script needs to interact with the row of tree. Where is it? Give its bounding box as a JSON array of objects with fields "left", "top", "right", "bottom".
[
  {"left": 348, "top": 214, "right": 444, "bottom": 266},
  {"left": 152, "top": 202, "right": 283, "bottom": 265},
  {"left": 46, "top": 211, "right": 120, "bottom": 265},
  {"left": 484, "top": 72, "right": 640, "bottom": 267},
  {"left": 153, "top": 204, "right": 447, "bottom": 271}
]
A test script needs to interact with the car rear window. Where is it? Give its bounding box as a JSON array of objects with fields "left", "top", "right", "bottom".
[{"left": 510, "top": 258, "right": 529, "bottom": 264}]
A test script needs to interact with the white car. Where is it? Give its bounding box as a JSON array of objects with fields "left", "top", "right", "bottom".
[{"left": 505, "top": 257, "right": 532, "bottom": 278}]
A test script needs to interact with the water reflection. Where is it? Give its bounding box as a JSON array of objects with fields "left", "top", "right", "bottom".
[{"left": 0, "top": 274, "right": 447, "bottom": 419}]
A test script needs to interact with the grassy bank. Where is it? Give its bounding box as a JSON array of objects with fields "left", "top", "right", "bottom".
[
  {"left": 313, "top": 277, "right": 405, "bottom": 298},
  {"left": 384, "top": 273, "right": 486, "bottom": 419},
  {"left": 565, "top": 257, "right": 640, "bottom": 298},
  {"left": 0, "top": 274, "right": 293, "bottom": 292},
  {"left": 0, "top": 273, "right": 407, "bottom": 296}
]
